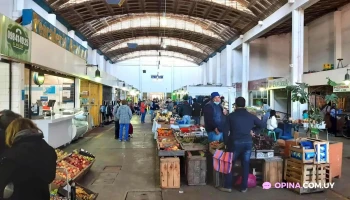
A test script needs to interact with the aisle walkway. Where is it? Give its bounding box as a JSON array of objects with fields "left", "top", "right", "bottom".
[{"left": 64, "top": 115, "right": 350, "bottom": 200}]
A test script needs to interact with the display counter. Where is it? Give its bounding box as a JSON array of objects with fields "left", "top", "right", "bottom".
[{"left": 33, "top": 114, "right": 74, "bottom": 148}]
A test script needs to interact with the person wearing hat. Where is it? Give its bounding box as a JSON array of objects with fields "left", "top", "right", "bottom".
[
  {"left": 203, "top": 92, "right": 225, "bottom": 142},
  {"left": 219, "top": 97, "right": 264, "bottom": 193}
]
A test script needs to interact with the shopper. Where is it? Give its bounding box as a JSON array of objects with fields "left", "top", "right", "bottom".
[
  {"left": 203, "top": 92, "right": 224, "bottom": 142},
  {"left": 140, "top": 100, "right": 147, "bottom": 124},
  {"left": 192, "top": 98, "right": 201, "bottom": 125},
  {"left": 179, "top": 100, "right": 192, "bottom": 124},
  {"left": 113, "top": 101, "right": 120, "bottom": 140},
  {"left": 117, "top": 100, "right": 133, "bottom": 142},
  {"left": 329, "top": 103, "right": 337, "bottom": 135},
  {"left": 150, "top": 99, "right": 157, "bottom": 121},
  {"left": 220, "top": 97, "right": 264, "bottom": 193},
  {"left": 267, "top": 110, "right": 283, "bottom": 138},
  {"left": 167, "top": 100, "right": 174, "bottom": 112},
  {"left": 0, "top": 118, "right": 56, "bottom": 200},
  {"left": 0, "top": 110, "right": 21, "bottom": 155}
]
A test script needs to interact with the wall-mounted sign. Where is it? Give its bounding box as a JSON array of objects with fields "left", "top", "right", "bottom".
[
  {"left": 0, "top": 14, "right": 31, "bottom": 62},
  {"left": 151, "top": 75, "right": 164, "bottom": 79},
  {"left": 40, "top": 96, "right": 48, "bottom": 101},
  {"left": 22, "top": 9, "right": 87, "bottom": 60},
  {"left": 267, "top": 77, "right": 290, "bottom": 89},
  {"left": 333, "top": 84, "right": 350, "bottom": 92},
  {"left": 43, "top": 86, "right": 56, "bottom": 95}
]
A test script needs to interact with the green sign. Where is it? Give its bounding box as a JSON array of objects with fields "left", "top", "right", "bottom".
[{"left": 0, "top": 14, "right": 31, "bottom": 62}]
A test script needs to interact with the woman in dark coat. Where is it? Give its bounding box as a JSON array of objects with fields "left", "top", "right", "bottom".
[{"left": 0, "top": 118, "right": 57, "bottom": 200}]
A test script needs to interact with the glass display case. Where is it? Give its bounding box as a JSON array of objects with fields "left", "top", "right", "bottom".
[{"left": 62, "top": 109, "right": 89, "bottom": 140}]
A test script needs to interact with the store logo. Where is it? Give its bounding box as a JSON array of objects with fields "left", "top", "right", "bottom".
[
  {"left": 7, "top": 24, "right": 30, "bottom": 55},
  {"left": 262, "top": 182, "right": 335, "bottom": 189}
]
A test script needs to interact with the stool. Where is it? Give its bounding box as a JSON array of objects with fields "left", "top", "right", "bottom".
[{"left": 267, "top": 130, "right": 276, "bottom": 141}]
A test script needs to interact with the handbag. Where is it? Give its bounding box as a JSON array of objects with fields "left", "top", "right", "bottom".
[{"left": 213, "top": 149, "right": 233, "bottom": 174}]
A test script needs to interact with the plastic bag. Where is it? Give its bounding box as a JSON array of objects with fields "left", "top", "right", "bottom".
[{"left": 235, "top": 174, "right": 257, "bottom": 188}]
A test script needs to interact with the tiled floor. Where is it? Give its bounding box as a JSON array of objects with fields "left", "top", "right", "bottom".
[{"left": 64, "top": 115, "right": 350, "bottom": 200}]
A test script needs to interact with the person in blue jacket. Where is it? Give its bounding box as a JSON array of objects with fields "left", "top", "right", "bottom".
[
  {"left": 219, "top": 97, "right": 264, "bottom": 193},
  {"left": 203, "top": 92, "right": 224, "bottom": 142}
]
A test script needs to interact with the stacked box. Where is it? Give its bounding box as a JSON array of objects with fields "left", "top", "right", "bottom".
[{"left": 285, "top": 138, "right": 331, "bottom": 194}]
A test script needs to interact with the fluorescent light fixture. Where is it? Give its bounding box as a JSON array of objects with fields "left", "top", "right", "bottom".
[{"left": 127, "top": 43, "right": 138, "bottom": 48}]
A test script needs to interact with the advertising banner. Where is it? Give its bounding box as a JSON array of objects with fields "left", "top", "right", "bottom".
[
  {"left": 22, "top": 9, "right": 88, "bottom": 60},
  {"left": 0, "top": 14, "right": 31, "bottom": 62}
]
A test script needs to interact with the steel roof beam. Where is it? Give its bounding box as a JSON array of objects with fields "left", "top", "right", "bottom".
[{"left": 231, "top": 0, "right": 319, "bottom": 50}]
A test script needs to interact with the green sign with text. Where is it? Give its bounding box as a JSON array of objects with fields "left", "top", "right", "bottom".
[{"left": 0, "top": 14, "right": 31, "bottom": 62}]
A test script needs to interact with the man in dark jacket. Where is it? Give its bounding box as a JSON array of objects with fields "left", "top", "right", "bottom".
[
  {"left": 219, "top": 97, "right": 264, "bottom": 193},
  {"left": 191, "top": 98, "right": 201, "bottom": 125},
  {"left": 0, "top": 110, "right": 21, "bottom": 155},
  {"left": 179, "top": 101, "right": 192, "bottom": 124},
  {"left": 203, "top": 92, "right": 224, "bottom": 142}
]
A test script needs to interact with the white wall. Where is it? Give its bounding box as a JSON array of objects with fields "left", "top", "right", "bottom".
[
  {"left": 249, "top": 34, "right": 291, "bottom": 81},
  {"left": 108, "top": 57, "right": 201, "bottom": 93},
  {"left": 307, "top": 4, "right": 350, "bottom": 71},
  {"left": 31, "top": 33, "right": 118, "bottom": 87},
  {"left": 0, "top": 62, "right": 10, "bottom": 111}
]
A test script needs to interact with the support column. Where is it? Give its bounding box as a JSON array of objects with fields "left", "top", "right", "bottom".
[
  {"left": 208, "top": 58, "right": 214, "bottom": 84},
  {"left": 91, "top": 50, "right": 97, "bottom": 65},
  {"left": 334, "top": 11, "right": 342, "bottom": 66},
  {"left": 68, "top": 30, "right": 75, "bottom": 39},
  {"left": 216, "top": 53, "right": 221, "bottom": 84},
  {"left": 11, "top": 63, "right": 25, "bottom": 115},
  {"left": 269, "top": 89, "right": 275, "bottom": 109},
  {"left": 202, "top": 62, "right": 207, "bottom": 85},
  {"left": 226, "top": 45, "right": 232, "bottom": 86},
  {"left": 75, "top": 78, "right": 81, "bottom": 109},
  {"left": 82, "top": 41, "right": 88, "bottom": 48},
  {"left": 47, "top": 14, "right": 56, "bottom": 26},
  {"left": 291, "top": 8, "right": 305, "bottom": 119},
  {"left": 242, "top": 42, "right": 250, "bottom": 101}
]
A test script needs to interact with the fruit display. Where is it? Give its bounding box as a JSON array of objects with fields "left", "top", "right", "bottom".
[
  {"left": 76, "top": 186, "right": 96, "bottom": 200},
  {"left": 55, "top": 149, "right": 69, "bottom": 161},
  {"left": 52, "top": 179, "right": 66, "bottom": 186},
  {"left": 57, "top": 161, "right": 80, "bottom": 179},
  {"left": 210, "top": 141, "right": 224, "bottom": 149},
  {"left": 163, "top": 145, "right": 180, "bottom": 151},
  {"left": 64, "top": 153, "right": 91, "bottom": 170},
  {"left": 157, "top": 128, "right": 173, "bottom": 137}
]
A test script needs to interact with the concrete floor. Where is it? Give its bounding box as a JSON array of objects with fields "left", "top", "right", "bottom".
[{"left": 63, "top": 116, "right": 350, "bottom": 200}]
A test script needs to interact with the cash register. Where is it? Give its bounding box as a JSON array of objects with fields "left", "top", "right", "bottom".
[{"left": 43, "top": 100, "right": 56, "bottom": 116}]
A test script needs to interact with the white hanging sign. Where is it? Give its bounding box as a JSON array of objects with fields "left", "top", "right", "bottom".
[
  {"left": 333, "top": 84, "right": 350, "bottom": 92},
  {"left": 267, "top": 77, "right": 290, "bottom": 89}
]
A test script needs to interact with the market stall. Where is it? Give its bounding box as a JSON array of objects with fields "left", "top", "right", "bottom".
[{"left": 50, "top": 149, "right": 98, "bottom": 200}]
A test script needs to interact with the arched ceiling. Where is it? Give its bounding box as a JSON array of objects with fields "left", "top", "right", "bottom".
[
  {"left": 101, "top": 37, "right": 213, "bottom": 55},
  {"left": 115, "top": 50, "right": 200, "bottom": 64},
  {"left": 41, "top": 0, "right": 287, "bottom": 63},
  {"left": 106, "top": 45, "right": 207, "bottom": 63}
]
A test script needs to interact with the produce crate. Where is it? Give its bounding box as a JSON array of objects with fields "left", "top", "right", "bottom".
[
  {"left": 329, "top": 141, "right": 343, "bottom": 178},
  {"left": 74, "top": 159, "right": 95, "bottom": 181},
  {"left": 186, "top": 151, "right": 207, "bottom": 186},
  {"left": 262, "top": 157, "right": 283, "bottom": 188},
  {"left": 160, "top": 157, "right": 181, "bottom": 188},
  {"left": 289, "top": 146, "right": 315, "bottom": 164},
  {"left": 290, "top": 140, "right": 329, "bottom": 164},
  {"left": 75, "top": 183, "right": 98, "bottom": 200},
  {"left": 181, "top": 143, "right": 208, "bottom": 151},
  {"left": 253, "top": 150, "right": 274, "bottom": 159},
  {"left": 284, "top": 158, "right": 330, "bottom": 194},
  {"left": 157, "top": 141, "right": 185, "bottom": 157}
]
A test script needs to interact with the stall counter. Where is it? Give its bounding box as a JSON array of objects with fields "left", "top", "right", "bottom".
[{"left": 33, "top": 114, "right": 74, "bottom": 148}]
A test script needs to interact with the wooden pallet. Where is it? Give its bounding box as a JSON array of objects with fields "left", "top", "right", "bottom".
[
  {"left": 160, "top": 157, "right": 180, "bottom": 188},
  {"left": 186, "top": 151, "right": 207, "bottom": 186},
  {"left": 284, "top": 158, "right": 330, "bottom": 194}
]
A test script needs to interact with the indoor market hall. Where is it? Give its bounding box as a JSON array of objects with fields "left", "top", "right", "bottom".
[{"left": 0, "top": 0, "right": 350, "bottom": 200}]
